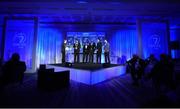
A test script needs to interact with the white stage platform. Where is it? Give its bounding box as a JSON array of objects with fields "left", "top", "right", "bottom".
[{"left": 46, "top": 64, "right": 126, "bottom": 85}]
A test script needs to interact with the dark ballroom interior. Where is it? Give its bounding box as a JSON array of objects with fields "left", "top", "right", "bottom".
[{"left": 0, "top": 0, "right": 180, "bottom": 108}]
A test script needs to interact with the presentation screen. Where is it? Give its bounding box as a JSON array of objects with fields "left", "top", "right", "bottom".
[{"left": 67, "top": 32, "right": 105, "bottom": 46}]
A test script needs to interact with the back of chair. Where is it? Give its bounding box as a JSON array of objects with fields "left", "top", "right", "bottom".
[
  {"left": 37, "top": 68, "right": 55, "bottom": 87},
  {"left": 39, "top": 64, "right": 46, "bottom": 70},
  {"left": 37, "top": 68, "right": 70, "bottom": 90},
  {"left": 53, "top": 70, "right": 70, "bottom": 87}
]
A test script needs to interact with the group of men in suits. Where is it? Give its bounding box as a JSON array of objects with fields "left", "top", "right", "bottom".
[
  {"left": 61, "top": 39, "right": 110, "bottom": 64},
  {"left": 82, "top": 42, "right": 96, "bottom": 63}
]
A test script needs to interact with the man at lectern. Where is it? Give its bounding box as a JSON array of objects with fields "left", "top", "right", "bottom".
[
  {"left": 73, "top": 39, "right": 81, "bottom": 63},
  {"left": 61, "top": 39, "right": 67, "bottom": 64},
  {"left": 96, "top": 39, "right": 102, "bottom": 64}
]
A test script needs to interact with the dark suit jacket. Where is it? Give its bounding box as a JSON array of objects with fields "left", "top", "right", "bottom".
[
  {"left": 73, "top": 43, "right": 81, "bottom": 53},
  {"left": 83, "top": 45, "right": 88, "bottom": 54},
  {"left": 61, "top": 43, "right": 66, "bottom": 53},
  {"left": 97, "top": 42, "right": 102, "bottom": 53},
  {"left": 92, "top": 43, "right": 96, "bottom": 52}
]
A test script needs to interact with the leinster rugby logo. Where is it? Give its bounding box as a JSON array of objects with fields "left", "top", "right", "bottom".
[
  {"left": 12, "top": 32, "right": 26, "bottom": 48},
  {"left": 148, "top": 34, "right": 161, "bottom": 49}
]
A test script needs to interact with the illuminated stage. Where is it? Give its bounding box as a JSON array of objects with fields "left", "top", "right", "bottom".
[{"left": 46, "top": 63, "right": 126, "bottom": 85}]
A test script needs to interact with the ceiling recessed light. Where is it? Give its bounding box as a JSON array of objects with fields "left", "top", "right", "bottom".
[
  {"left": 110, "top": 2, "right": 121, "bottom": 4},
  {"left": 77, "top": 1, "right": 88, "bottom": 4}
]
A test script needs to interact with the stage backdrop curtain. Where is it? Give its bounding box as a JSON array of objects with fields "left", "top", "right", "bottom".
[
  {"left": 109, "top": 30, "right": 138, "bottom": 62},
  {"left": 36, "top": 28, "right": 63, "bottom": 68}
]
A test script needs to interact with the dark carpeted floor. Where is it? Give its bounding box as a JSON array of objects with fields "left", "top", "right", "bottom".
[{"left": 0, "top": 71, "right": 180, "bottom": 108}]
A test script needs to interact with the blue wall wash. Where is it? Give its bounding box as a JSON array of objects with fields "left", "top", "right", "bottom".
[
  {"left": 109, "top": 30, "right": 138, "bottom": 61},
  {"left": 2, "top": 19, "right": 172, "bottom": 70},
  {"left": 141, "top": 22, "right": 169, "bottom": 59},
  {"left": 36, "top": 28, "right": 63, "bottom": 67},
  {"left": 170, "top": 29, "right": 180, "bottom": 59},
  {"left": 4, "top": 20, "right": 35, "bottom": 69}
]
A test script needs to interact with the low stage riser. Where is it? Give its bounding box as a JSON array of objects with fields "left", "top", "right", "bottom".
[{"left": 46, "top": 64, "right": 126, "bottom": 85}]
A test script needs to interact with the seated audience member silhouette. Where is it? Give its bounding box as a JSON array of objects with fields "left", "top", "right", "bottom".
[
  {"left": 166, "top": 55, "right": 176, "bottom": 90},
  {"left": 144, "top": 54, "right": 159, "bottom": 76},
  {"left": 0, "top": 59, "right": 2, "bottom": 86},
  {"left": 149, "top": 54, "right": 175, "bottom": 93},
  {"left": 0, "top": 58, "right": 2, "bottom": 67},
  {"left": 0, "top": 58, "right": 2, "bottom": 74},
  {"left": 127, "top": 54, "right": 145, "bottom": 86},
  {"left": 145, "top": 54, "right": 158, "bottom": 65},
  {"left": 1, "top": 53, "right": 26, "bottom": 86}
]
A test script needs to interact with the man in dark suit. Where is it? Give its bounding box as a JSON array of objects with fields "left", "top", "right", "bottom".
[
  {"left": 104, "top": 40, "right": 110, "bottom": 64},
  {"left": 73, "top": 40, "right": 81, "bottom": 63},
  {"left": 89, "top": 42, "right": 96, "bottom": 63},
  {"left": 83, "top": 42, "right": 89, "bottom": 63},
  {"left": 96, "top": 39, "right": 102, "bottom": 64},
  {"left": 61, "top": 40, "right": 67, "bottom": 64}
]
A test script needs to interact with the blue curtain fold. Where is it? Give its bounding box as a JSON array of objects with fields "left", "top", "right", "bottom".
[
  {"left": 36, "top": 28, "right": 63, "bottom": 67},
  {"left": 109, "top": 30, "right": 138, "bottom": 62}
]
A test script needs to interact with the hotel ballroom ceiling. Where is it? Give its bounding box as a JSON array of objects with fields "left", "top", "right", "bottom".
[{"left": 0, "top": 0, "right": 180, "bottom": 27}]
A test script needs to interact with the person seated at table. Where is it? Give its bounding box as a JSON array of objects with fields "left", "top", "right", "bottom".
[{"left": 1, "top": 53, "right": 26, "bottom": 87}]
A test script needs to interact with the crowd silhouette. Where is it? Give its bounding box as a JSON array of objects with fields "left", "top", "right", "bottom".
[
  {"left": 127, "top": 53, "right": 176, "bottom": 94},
  {"left": 0, "top": 52, "right": 177, "bottom": 96}
]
